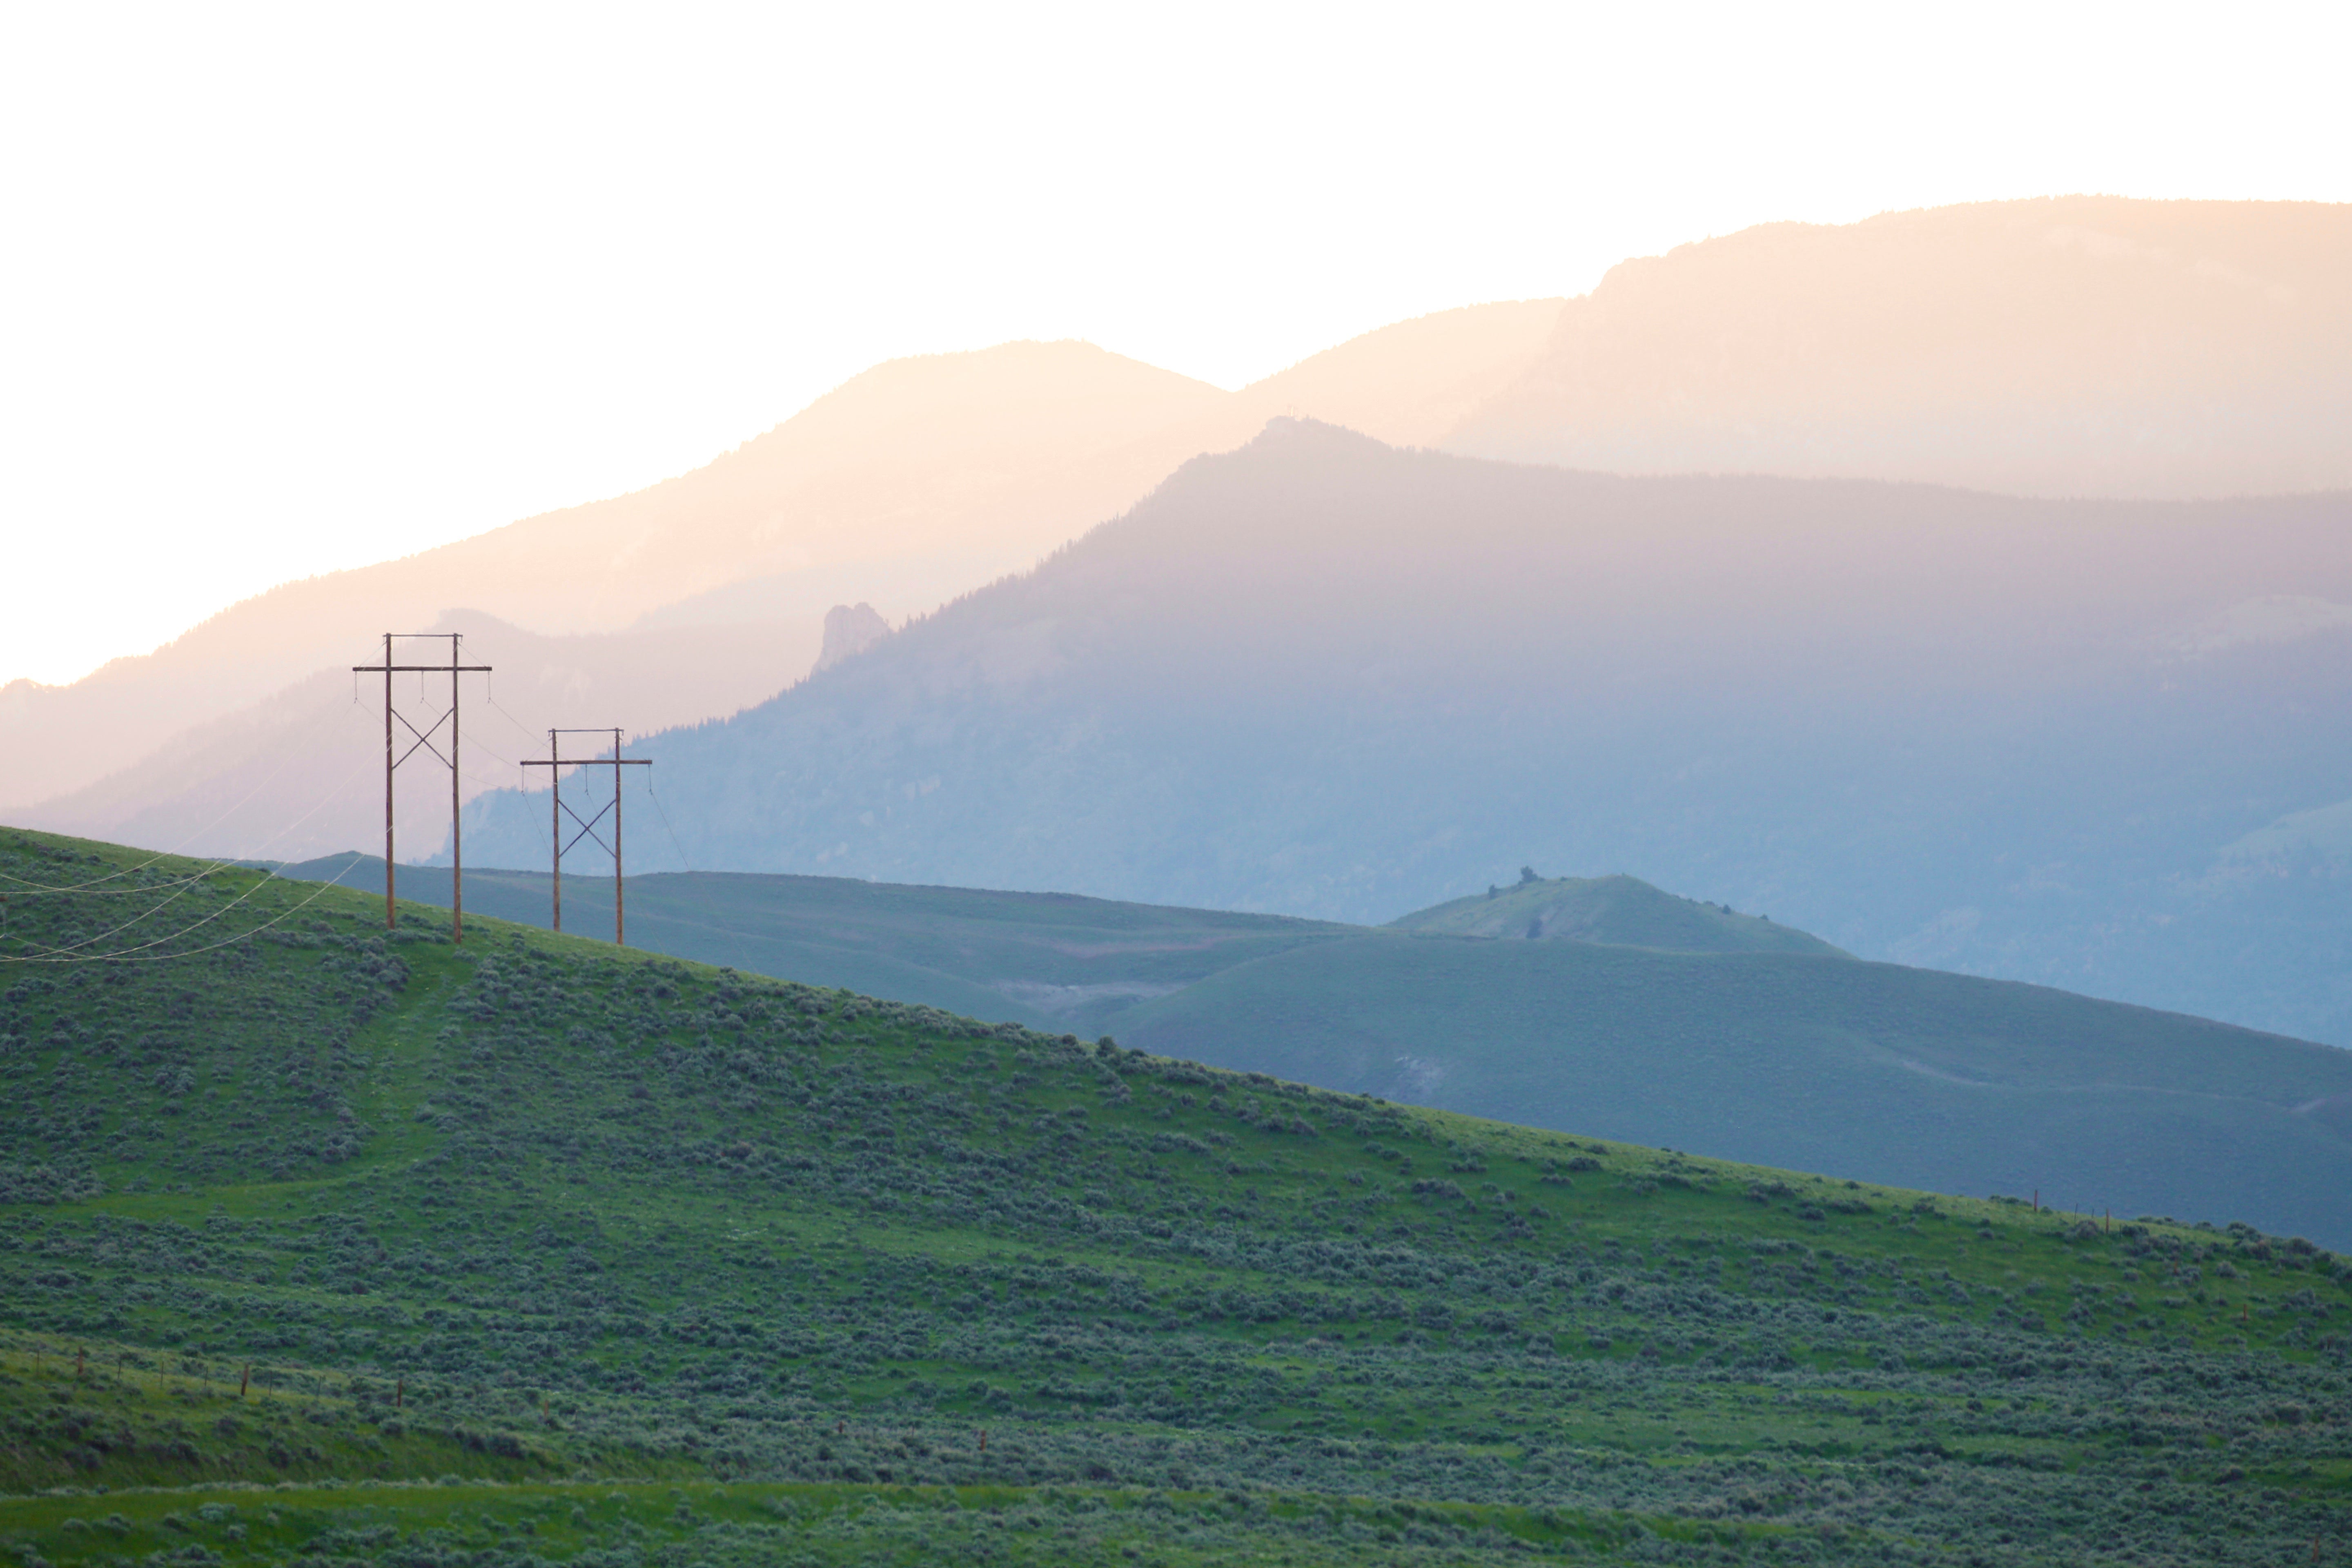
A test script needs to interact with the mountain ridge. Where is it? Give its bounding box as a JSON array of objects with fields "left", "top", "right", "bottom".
[
  {"left": 22, "top": 196, "right": 2352, "bottom": 879},
  {"left": 1445, "top": 196, "right": 2352, "bottom": 498},
  {"left": 4, "top": 305, "right": 1563, "bottom": 831}
]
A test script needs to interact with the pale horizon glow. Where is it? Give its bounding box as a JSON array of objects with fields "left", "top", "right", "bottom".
[{"left": 3, "top": 0, "right": 2347, "bottom": 685}]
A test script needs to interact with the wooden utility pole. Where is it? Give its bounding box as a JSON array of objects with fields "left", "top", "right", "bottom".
[
  {"left": 350, "top": 634, "right": 490, "bottom": 940},
  {"left": 548, "top": 731, "right": 561, "bottom": 933},
  {"left": 522, "top": 728, "right": 650, "bottom": 944}
]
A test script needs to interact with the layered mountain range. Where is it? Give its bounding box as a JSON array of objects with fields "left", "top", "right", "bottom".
[
  {"left": 454, "top": 417, "right": 2352, "bottom": 1045},
  {"left": 13, "top": 195, "right": 2350, "bottom": 877},
  {"left": 0, "top": 302, "right": 1561, "bottom": 847}
]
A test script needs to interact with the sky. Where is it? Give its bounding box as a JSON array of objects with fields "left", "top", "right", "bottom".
[{"left": 3, "top": 0, "right": 2346, "bottom": 688}]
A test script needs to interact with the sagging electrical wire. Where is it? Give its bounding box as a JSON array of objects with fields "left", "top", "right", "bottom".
[
  {"left": 645, "top": 776, "right": 693, "bottom": 874},
  {"left": 0, "top": 695, "right": 374, "bottom": 895},
  {"left": 448, "top": 705, "right": 549, "bottom": 851},
  {"left": 484, "top": 675, "right": 548, "bottom": 752},
  {"left": 8, "top": 737, "right": 381, "bottom": 959},
  {"left": 0, "top": 856, "right": 369, "bottom": 965}
]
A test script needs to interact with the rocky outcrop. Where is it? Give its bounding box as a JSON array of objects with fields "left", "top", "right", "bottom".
[{"left": 814, "top": 603, "right": 892, "bottom": 674}]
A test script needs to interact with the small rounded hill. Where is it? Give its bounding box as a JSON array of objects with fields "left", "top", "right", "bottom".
[{"left": 1387, "top": 872, "right": 1851, "bottom": 958}]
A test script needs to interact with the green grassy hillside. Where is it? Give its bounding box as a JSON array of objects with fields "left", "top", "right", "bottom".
[
  {"left": 4, "top": 828, "right": 2349, "bottom": 1566},
  {"left": 1390, "top": 873, "right": 1849, "bottom": 958},
  {"left": 267, "top": 855, "right": 2352, "bottom": 1250}
]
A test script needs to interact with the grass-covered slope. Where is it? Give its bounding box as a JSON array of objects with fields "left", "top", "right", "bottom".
[
  {"left": 1388, "top": 873, "right": 1849, "bottom": 957},
  {"left": 264, "top": 856, "right": 2352, "bottom": 1248},
  {"left": 3, "top": 828, "right": 2349, "bottom": 1566},
  {"left": 1116, "top": 934, "right": 2352, "bottom": 1249}
]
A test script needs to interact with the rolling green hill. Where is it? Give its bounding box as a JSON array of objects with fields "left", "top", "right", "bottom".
[
  {"left": 272, "top": 855, "right": 2352, "bottom": 1248},
  {"left": 1388, "top": 873, "right": 1849, "bottom": 957},
  {"left": 3, "top": 826, "right": 2350, "bottom": 1566}
]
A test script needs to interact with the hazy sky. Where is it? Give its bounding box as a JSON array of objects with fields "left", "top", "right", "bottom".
[{"left": 4, "top": 1, "right": 2345, "bottom": 687}]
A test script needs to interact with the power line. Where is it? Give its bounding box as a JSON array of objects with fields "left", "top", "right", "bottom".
[
  {"left": 646, "top": 775, "right": 693, "bottom": 873},
  {"left": 476, "top": 676, "right": 587, "bottom": 855},
  {"left": 461, "top": 735, "right": 529, "bottom": 775},
  {"left": 447, "top": 751, "right": 555, "bottom": 858},
  {"left": 15, "top": 870, "right": 209, "bottom": 957},
  {"left": 0, "top": 695, "right": 372, "bottom": 895},
  {"left": 0, "top": 858, "right": 368, "bottom": 966},
  {"left": 484, "top": 679, "right": 549, "bottom": 750},
  {"left": 642, "top": 772, "right": 743, "bottom": 971},
  {"left": 6, "top": 742, "right": 379, "bottom": 959},
  {"left": 2, "top": 705, "right": 378, "bottom": 958},
  {"left": 4, "top": 858, "right": 252, "bottom": 900}
]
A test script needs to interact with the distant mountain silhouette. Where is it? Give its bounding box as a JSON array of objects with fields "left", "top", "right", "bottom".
[
  {"left": 455, "top": 419, "right": 2352, "bottom": 1045},
  {"left": 0, "top": 341, "right": 1199, "bottom": 808},
  {"left": 4, "top": 303, "right": 1562, "bottom": 849},
  {"left": 23, "top": 196, "right": 2352, "bottom": 876},
  {"left": 1445, "top": 196, "right": 2352, "bottom": 497}
]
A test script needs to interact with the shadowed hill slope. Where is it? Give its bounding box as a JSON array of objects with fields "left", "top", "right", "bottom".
[
  {"left": 1114, "top": 933, "right": 2352, "bottom": 1248},
  {"left": 2, "top": 826, "right": 2348, "bottom": 1566}
]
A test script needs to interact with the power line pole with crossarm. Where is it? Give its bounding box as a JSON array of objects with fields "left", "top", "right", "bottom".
[
  {"left": 521, "top": 728, "right": 652, "bottom": 945},
  {"left": 351, "top": 633, "right": 492, "bottom": 940}
]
